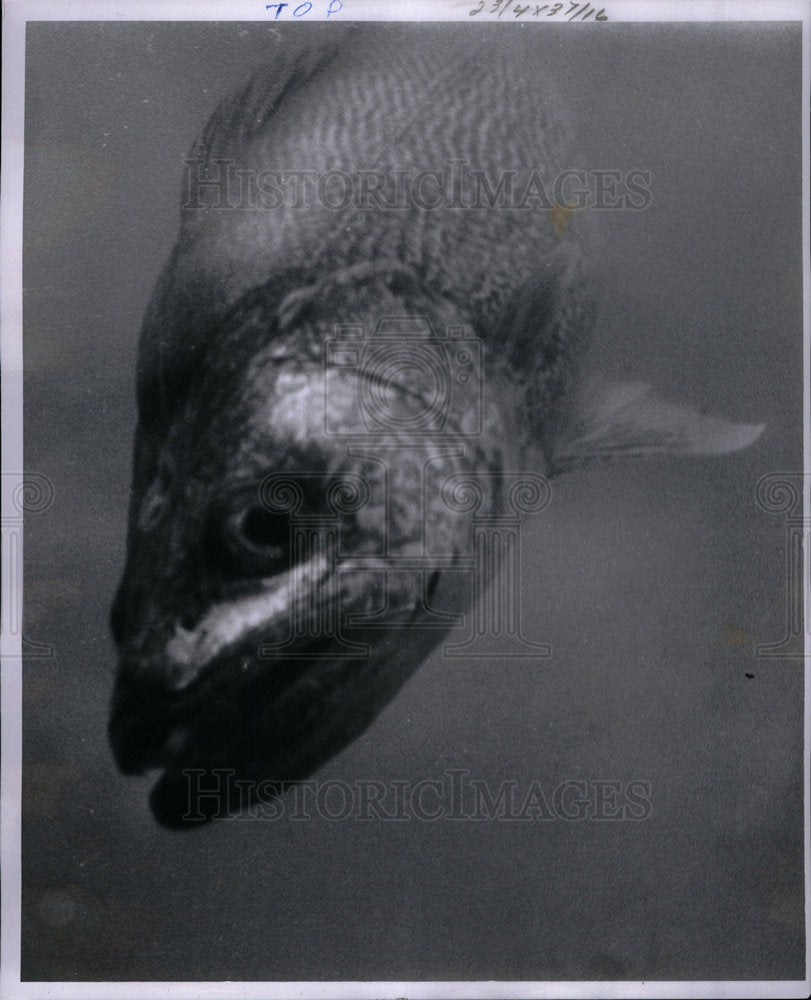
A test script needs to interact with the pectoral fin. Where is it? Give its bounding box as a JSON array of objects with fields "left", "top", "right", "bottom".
[{"left": 553, "top": 378, "right": 765, "bottom": 475}]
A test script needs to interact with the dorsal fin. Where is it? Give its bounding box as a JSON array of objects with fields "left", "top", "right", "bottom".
[
  {"left": 188, "top": 35, "right": 347, "bottom": 174},
  {"left": 552, "top": 376, "right": 765, "bottom": 474}
]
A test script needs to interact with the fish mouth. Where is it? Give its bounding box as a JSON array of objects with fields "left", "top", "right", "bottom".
[
  {"left": 109, "top": 631, "right": 378, "bottom": 828},
  {"left": 110, "top": 545, "right": 460, "bottom": 828}
]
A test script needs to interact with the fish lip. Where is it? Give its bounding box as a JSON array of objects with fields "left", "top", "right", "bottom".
[
  {"left": 108, "top": 673, "right": 184, "bottom": 775},
  {"left": 108, "top": 628, "right": 343, "bottom": 780},
  {"left": 159, "top": 555, "right": 333, "bottom": 691},
  {"left": 109, "top": 558, "right": 437, "bottom": 825},
  {"left": 107, "top": 554, "right": 340, "bottom": 781}
]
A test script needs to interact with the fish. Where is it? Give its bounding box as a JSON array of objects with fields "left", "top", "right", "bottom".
[{"left": 108, "top": 25, "right": 764, "bottom": 828}]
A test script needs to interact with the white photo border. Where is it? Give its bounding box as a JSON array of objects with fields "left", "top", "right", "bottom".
[{"left": 2, "top": 2, "right": 808, "bottom": 998}]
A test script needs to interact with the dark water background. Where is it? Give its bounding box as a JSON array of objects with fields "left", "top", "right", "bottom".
[{"left": 22, "top": 21, "right": 804, "bottom": 981}]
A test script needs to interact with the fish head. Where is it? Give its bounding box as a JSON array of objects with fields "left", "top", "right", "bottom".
[{"left": 110, "top": 276, "right": 506, "bottom": 827}]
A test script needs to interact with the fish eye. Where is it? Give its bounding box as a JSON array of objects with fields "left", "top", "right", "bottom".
[
  {"left": 209, "top": 502, "right": 293, "bottom": 576},
  {"left": 208, "top": 478, "right": 344, "bottom": 578},
  {"left": 239, "top": 506, "right": 289, "bottom": 550}
]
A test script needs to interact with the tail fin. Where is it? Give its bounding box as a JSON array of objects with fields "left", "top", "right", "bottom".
[{"left": 552, "top": 377, "right": 765, "bottom": 475}]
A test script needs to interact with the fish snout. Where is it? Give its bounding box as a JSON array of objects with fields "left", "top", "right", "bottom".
[{"left": 108, "top": 669, "right": 183, "bottom": 776}]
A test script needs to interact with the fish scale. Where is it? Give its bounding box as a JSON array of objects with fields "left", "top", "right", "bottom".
[
  {"left": 180, "top": 28, "right": 572, "bottom": 329},
  {"left": 141, "top": 28, "right": 585, "bottom": 470}
]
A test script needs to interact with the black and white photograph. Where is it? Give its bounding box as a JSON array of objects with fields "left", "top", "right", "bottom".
[{"left": 1, "top": 0, "right": 808, "bottom": 995}]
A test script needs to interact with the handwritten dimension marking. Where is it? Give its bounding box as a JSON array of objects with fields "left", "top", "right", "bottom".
[{"left": 470, "top": 1, "right": 608, "bottom": 19}]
